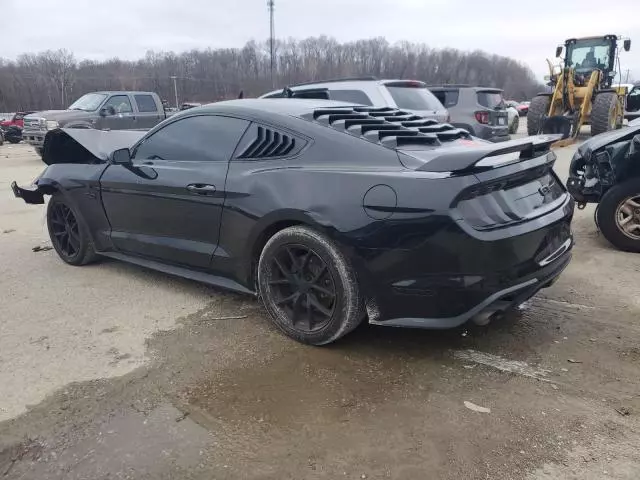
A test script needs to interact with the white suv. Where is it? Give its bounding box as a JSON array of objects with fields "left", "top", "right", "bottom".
[{"left": 260, "top": 77, "right": 449, "bottom": 123}]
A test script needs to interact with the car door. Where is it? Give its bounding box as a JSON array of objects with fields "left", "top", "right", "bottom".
[
  {"left": 99, "top": 114, "right": 250, "bottom": 268},
  {"left": 133, "top": 93, "right": 165, "bottom": 129},
  {"left": 97, "top": 94, "right": 136, "bottom": 130}
]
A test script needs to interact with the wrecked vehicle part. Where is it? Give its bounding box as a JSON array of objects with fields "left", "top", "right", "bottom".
[
  {"left": 567, "top": 125, "right": 640, "bottom": 203},
  {"left": 567, "top": 125, "right": 640, "bottom": 251},
  {"left": 42, "top": 128, "right": 146, "bottom": 165}
]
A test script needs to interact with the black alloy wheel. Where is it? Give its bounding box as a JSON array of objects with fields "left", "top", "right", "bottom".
[
  {"left": 47, "top": 194, "right": 97, "bottom": 265},
  {"left": 49, "top": 202, "right": 81, "bottom": 258},
  {"left": 268, "top": 244, "right": 336, "bottom": 333},
  {"left": 258, "top": 226, "right": 364, "bottom": 345}
]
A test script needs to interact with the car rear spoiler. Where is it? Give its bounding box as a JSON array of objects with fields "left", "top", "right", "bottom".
[{"left": 413, "top": 135, "right": 562, "bottom": 173}]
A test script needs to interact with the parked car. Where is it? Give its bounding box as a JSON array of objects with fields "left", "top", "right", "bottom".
[
  {"left": 428, "top": 85, "right": 510, "bottom": 142},
  {"left": 23, "top": 91, "right": 172, "bottom": 157},
  {"left": 12, "top": 99, "right": 574, "bottom": 345},
  {"left": 504, "top": 101, "right": 520, "bottom": 134},
  {"left": 517, "top": 101, "right": 530, "bottom": 116},
  {"left": 624, "top": 82, "right": 640, "bottom": 122},
  {"left": 0, "top": 111, "right": 35, "bottom": 130},
  {"left": 260, "top": 77, "right": 449, "bottom": 123},
  {"left": 567, "top": 122, "right": 640, "bottom": 252},
  {"left": 0, "top": 111, "right": 36, "bottom": 144},
  {"left": 180, "top": 102, "right": 202, "bottom": 111}
]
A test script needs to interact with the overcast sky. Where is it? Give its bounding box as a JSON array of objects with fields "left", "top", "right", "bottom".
[{"left": 2, "top": 0, "right": 639, "bottom": 82}]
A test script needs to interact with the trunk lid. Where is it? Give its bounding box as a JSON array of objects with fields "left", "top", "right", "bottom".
[{"left": 401, "top": 135, "right": 569, "bottom": 230}]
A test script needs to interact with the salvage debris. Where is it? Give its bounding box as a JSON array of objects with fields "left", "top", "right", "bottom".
[
  {"left": 464, "top": 401, "right": 491, "bottom": 413},
  {"left": 32, "top": 245, "right": 52, "bottom": 252},
  {"left": 567, "top": 359, "right": 582, "bottom": 364},
  {"left": 2, "top": 229, "right": 15, "bottom": 234},
  {"left": 615, "top": 407, "right": 631, "bottom": 417}
]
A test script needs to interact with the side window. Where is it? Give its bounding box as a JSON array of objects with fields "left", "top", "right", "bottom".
[
  {"left": 432, "top": 91, "right": 446, "bottom": 106},
  {"left": 133, "top": 115, "right": 249, "bottom": 162},
  {"left": 432, "top": 90, "right": 459, "bottom": 107},
  {"left": 104, "top": 95, "right": 133, "bottom": 114},
  {"left": 329, "top": 90, "right": 373, "bottom": 106},
  {"left": 134, "top": 94, "right": 158, "bottom": 113},
  {"left": 444, "top": 91, "right": 459, "bottom": 107}
]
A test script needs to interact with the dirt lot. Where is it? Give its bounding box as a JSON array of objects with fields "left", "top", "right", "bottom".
[{"left": 1, "top": 125, "right": 639, "bottom": 479}]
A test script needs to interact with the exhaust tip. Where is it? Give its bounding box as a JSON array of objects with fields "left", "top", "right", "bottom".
[{"left": 471, "top": 309, "right": 504, "bottom": 326}]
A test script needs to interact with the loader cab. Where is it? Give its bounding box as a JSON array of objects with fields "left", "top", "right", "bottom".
[{"left": 563, "top": 36, "right": 618, "bottom": 86}]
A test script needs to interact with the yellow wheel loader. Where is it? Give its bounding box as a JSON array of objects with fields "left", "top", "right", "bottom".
[{"left": 527, "top": 35, "right": 631, "bottom": 146}]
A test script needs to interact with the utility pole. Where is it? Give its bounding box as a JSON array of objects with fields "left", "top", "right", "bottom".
[
  {"left": 625, "top": 69, "right": 630, "bottom": 83},
  {"left": 170, "top": 76, "right": 179, "bottom": 109},
  {"left": 268, "top": 0, "right": 275, "bottom": 88}
]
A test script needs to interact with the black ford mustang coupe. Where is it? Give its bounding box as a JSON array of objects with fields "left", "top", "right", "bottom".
[{"left": 12, "top": 99, "right": 574, "bottom": 345}]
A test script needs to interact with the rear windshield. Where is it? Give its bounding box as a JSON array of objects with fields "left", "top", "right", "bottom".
[
  {"left": 431, "top": 90, "right": 459, "bottom": 108},
  {"left": 386, "top": 86, "right": 444, "bottom": 111},
  {"left": 477, "top": 91, "right": 504, "bottom": 109}
]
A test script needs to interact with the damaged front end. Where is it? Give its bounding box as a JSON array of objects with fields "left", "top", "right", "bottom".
[
  {"left": 12, "top": 128, "right": 146, "bottom": 205},
  {"left": 11, "top": 179, "right": 47, "bottom": 204},
  {"left": 567, "top": 124, "right": 640, "bottom": 206}
]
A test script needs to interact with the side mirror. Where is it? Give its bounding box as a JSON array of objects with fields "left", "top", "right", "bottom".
[
  {"left": 111, "top": 148, "right": 131, "bottom": 165},
  {"left": 624, "top": 39, "right": 631, "bottom": 51},
  {"left": 99, "top": 105, "right": 116, "bottom": 117},
  {"left": 555, "top": 45, "right": 563, "bottom": 58}
]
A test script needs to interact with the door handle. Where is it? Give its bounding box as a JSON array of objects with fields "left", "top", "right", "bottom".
[{"left": 186, "top": 183, "right": 217, "bottom": 195}]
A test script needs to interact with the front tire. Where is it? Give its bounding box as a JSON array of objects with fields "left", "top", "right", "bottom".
[
  {"left": 527, "top": 95, "right": 551, "bottom": 135},
  {"left": 257, "top": 226, "right": 364, "bottom": 345},
  {"left": 596, "top": 179, "right": 640, "bottom": 252},
  {"left": 47, "top": 194, "right": 98, "bottom": 265},
  {"left": 591, "top": 92, "right": 619, "bottom": 137}
]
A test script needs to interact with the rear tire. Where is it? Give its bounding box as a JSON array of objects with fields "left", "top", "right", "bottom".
[
  {"left": 47, "top": 193, "right": 98, "bottom": 266},
  {"left": 591, "top": 92, "right": 619, "bottom": 137},
  {"left": 596, "top": 179, "right": 640, "bottom": 253},
  {"left": 527, "top": 95, "right": 551, "bottom": 135},
  {"left": 257, "top": 226, "right": 364, "bottom": 345},
  {"left": 8, "top": 138, "right": 21, "bottom": 144}
]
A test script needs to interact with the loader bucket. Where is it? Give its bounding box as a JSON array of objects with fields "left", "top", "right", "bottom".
[{"left": 542, "top": 116, "right": 572, "bottom": 139}]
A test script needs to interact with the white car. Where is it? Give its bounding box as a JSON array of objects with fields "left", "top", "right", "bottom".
[{"left": 505, "top": 102, "right": 520, "bottom": 134}]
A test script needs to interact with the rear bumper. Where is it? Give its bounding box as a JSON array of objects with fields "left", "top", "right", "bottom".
[
  {"left": 359, "top": 196, "right": 575, "bottom": 329},
  {"left": 475, "top": 124, "right": 510, "bottom": 142},
  {"left": 369, "top": 245, "right": 571, "bottom": 329}
]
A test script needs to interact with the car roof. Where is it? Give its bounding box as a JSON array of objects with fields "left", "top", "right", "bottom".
[
  {"left": 428, "top": 85, "right": 502, "bottom": 92},
  {"left": 174, "top": 98, "right": 358, "bottom": 119},
  {"left": 90, "top": 91, "right": 157, "bottom": 95},
  {"left": 260, "top": 78, "right": 427, "bottom": 98}
]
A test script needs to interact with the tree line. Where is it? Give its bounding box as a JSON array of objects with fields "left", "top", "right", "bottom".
[{"left": 0, "top": 37, "right": 542, "bottom": 112}]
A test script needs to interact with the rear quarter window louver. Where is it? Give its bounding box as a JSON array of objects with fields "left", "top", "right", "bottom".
[
  {"left": 236, "top": 125, "right": 306, "bottom": 159},
  {"left": 301, "top": 106, "right": 471, "bottom": 149}
]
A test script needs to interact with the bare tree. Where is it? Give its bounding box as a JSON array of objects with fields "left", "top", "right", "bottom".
[{"left": 0, "top": 39, "right": 542, "bottom": 112}]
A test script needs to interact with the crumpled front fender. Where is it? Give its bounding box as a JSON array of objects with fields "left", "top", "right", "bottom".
[
  {"left": 11, "top": 181, "right": 45, "bottom": 204},
  {"left": 11, "top": 173, "right": 58, "bottom": 205}
]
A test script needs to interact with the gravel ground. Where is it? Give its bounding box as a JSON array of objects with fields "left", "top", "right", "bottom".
[{"left": 1, "top": 124, "right": 639, "bottom": 479}]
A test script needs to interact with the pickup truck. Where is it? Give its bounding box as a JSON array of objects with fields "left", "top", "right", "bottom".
[
  {"left": 23, "top": 91, "right": 172, "bottom": 155},
  {"left": 0, "top": 111, "right": 35, "bottom": 144}
]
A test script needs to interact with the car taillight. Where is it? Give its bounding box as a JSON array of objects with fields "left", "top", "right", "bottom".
[{"left": 475, "top": 111, "right": 489, "bottom": 124}]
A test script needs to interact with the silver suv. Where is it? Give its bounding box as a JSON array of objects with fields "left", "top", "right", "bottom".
[
  {"left": 260, "top": 77, "right": 449, "bottom": 123},
  {"left": 428, "top": 85, "right": 510, "bottom": 142}
]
